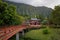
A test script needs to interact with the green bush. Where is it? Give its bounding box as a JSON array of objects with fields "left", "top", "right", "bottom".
[{"left": 43, "top": 29, "right": 49, "bottom": 34}]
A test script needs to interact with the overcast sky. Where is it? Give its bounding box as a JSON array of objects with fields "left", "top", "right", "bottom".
[{"left": 7, "top": 0, "right": 60, "bottom": 9}]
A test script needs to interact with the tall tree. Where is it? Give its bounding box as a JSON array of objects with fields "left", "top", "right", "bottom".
[
  {"left": 0, "top": 1, "right": 24, "bottom": 26},
  {"left": 50, "top": 5, "right": 60, "bottom": 25}
]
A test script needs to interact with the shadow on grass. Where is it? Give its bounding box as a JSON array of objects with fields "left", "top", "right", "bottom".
[{"left": 20, "top": 37, "right": 40, "bottom": 40}]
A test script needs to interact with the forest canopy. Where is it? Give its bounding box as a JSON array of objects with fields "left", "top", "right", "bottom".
[
  {"left": 0, "top": 0, "right": 25, "bottom": 26},
  {"left": 49, "top": 5, "right": 60, "bottom": 25}
]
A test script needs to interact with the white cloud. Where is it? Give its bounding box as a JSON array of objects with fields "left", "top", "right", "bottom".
[{"left": 6, "top": 0, "right": 60, "bottom": 9}]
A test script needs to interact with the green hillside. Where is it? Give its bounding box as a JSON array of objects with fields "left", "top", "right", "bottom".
[{"left": 2, "top": 0, "right": 53, "bottom": 18}]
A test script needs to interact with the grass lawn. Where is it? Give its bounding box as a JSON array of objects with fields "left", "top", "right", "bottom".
[{"left": 24, "top": 28, "right": 60, "bottom": 40}]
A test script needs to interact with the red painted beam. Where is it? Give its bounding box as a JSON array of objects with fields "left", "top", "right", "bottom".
[{"left": 0, "top": 25, "right": 27, "bottom": 40}]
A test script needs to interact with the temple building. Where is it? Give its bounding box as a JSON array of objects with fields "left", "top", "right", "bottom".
[{"left": 29, "top": 18, "right": 40, "bottom": 25}]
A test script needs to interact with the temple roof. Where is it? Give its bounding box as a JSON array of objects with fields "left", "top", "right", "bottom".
[{"left": 31, "top": 18, "right": 40, "bottom": 20}]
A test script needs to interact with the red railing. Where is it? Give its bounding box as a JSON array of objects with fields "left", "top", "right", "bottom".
[{"left": 0, "top": 25, "right": 27, "bottom": 40}]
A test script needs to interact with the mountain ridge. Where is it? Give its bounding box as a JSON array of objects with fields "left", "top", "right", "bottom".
[{"left": 2, "top": 0, "right": 53, "bottom": 17}]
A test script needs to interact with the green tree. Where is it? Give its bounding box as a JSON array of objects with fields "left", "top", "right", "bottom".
[
  {"left": 50, "top": 5, "right": 60, "bottom": 25},
  {"left": 0, "top": 1, "right": 8, "bottom": 25},
  {"left": 36, "top": 14, "right": 44, "bottom": 21},
  {"left": 0, "top": 1, "right": 24, "bottom": 26}
]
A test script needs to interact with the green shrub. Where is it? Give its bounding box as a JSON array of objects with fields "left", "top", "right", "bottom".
[{"left": 43, "top": 29, "right": 49, "bottom": 34}]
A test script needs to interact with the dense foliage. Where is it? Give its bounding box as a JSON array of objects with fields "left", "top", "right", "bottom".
[
  {"left": 0, "top": 1, "right": 24, "bottom": 26},
  {"left": 49, "top": 5, "right": 60, "bottom": 25}
]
